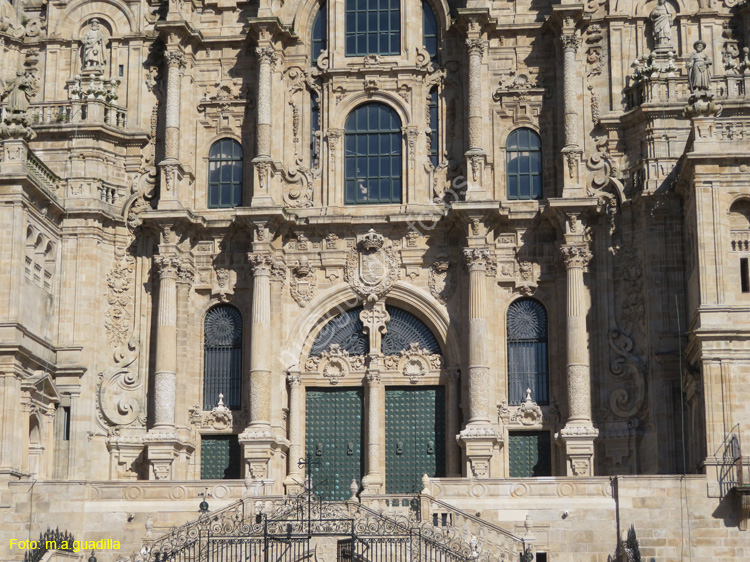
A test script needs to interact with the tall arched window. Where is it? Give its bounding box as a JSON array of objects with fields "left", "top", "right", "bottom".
[
  {"left": 311, "top": 3, "right": 326, "bottom": 63},
  {"left": 507, "top": 299, "right": 548, "bottom": 405},
  {"left": 208, "top": 139, "right": 243, "bottom": 208},
  {"left": 422, "top": 1, "right": 438, "bottom": 62},
  {"left": 427, "top": 87, "right": 438, "bottom": 168},
  {"left": 204, "top": 305, "right": 243, "bottom": 410},
  {"left": 345, "top": 103, "right": 402, "bottom": 204},
  {"left": 345, "top": 0, "right": 400, "bottom": 56},
  {"left": 506, "top": 128, "right": 542, "bottom": 201}
]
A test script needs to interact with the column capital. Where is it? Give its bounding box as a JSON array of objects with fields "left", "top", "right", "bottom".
[
  {"left": 287, "top": 372, "right": 301, "bottom": 386},
  {"left": 560, "top": 244, "right": 592, "bottom": 269},
  {"left": 366, "top": 370, "right": 381, "bottom": 384},
  {"left": 164, "top": 49, "right": 187, "bottom": 69},
  {"left": 560, "top": 32, "right": 581, "bottom": 53},
  {"left": 465, "top": 38, "right": 484, "bottom": 57},
  {"left": 154, "top": 255, "right": 180, "bottom": 279},
  {"left": 247, "top": 252, "right": 275, "bottom": 275},
  {"left": 256, "top": 46, "right": 278, "bottom": 66},
  {"left": 463, "top": 247, "right": 491, "bottom": 272}
]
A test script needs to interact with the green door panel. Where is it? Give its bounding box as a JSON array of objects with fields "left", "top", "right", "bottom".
[
  {"left": 305, "top": 388, "right": 365, "bottom": 501},
  {"left": 508, "top": 431, "right": 551, "bottom": 477},
  {"left": 385, "top": 386, "right": 446, "bottom": 493},
  {"left": 201, "top": 435, "right": 241, "bottom": 479}
]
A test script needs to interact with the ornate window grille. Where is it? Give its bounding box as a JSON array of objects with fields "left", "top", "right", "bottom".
[
  {"left": 422, "top": 1, "right": 438, "bottom": 62},
  {"left": 507, "top": 298, "right": 548, "bottom": 405},
  {"left": 311, "top": 4, "right": 327, "bottom": 63},
  {"left": 382, "top": 306, "right": 441, "bottom": 355},
  {"left": 203, "top": 305, "right": 243, "bottom": 410},
  {"left": 208, "top": 138, "right": 243, "bottom": 208},
  {"left": 345, "top": 0, "right": 400, "bottom": 57},
  {"left": 310, "top": 306, "right": 368, "bottom": 356},
  {"left": 506, "top": 128, "right": 542, "bottom": 201},
  {"left": 345, "top": 103, "right": 402, "bottom": 204},
  {"left": 427, "top": 87, "right": 438, "bottom": 168},
  {"left": 311, "top": 91, "right": 321, "bottom": 168}
]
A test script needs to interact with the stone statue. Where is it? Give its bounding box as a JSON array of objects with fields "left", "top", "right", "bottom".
[
  {"left": 82, "top": 18, "right": 107, "bottom": 73},
  {"left": 2, "top": 71, "right": 34, "bottom": 115},
  {"left": 650, "top": 0, "right": 673, "bottom": 50},
  {"left": 687, "top": 40, "right": 712, "bottom": 92}
]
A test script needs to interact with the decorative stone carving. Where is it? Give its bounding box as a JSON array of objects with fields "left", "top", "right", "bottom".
[
  {"left": 290, "top": 257, "right": 317, "bottom": 307},
  {"left": 1, "top": 70, "right": 38, "bottom": 140},
  {"left": 687, "top": 41, "right": 712, "bottom": 94},
  {"left": 105, "top": 248, "right": 135, "bottom": 349},
  {"left": 188, "top": 394, "right": 235, "bottom": 430},
  {"left": 388, "top": 343, "right": 444, "bottom": 383},
  {"left": 510, "top": 389, "right": 544, "bottom": 426},
  {"left": 561, "top": 244, "right": 592, "bottom": 269},
  {"left": 280, "top": 160, "right": 314, "bottom": 207},
  {"left": 97, "top": 341, "right": 145, "bottom": 428},
  {"left": 315, "top": 344, "right": 366, "bottom": 384},
  {"left": 345, "top": 230, "right": 399, "bottom": 300},
  {"left": 360, "top": 300, "right": 390, "bottom": 352},
  {"left": 608, "top": 330, "right": 646, "bottom": 418},
  {"left": 428, "top": 259, "right": 455, "bottom": 304}
]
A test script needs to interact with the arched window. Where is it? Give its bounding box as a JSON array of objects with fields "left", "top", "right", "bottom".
[
  {"left": 204, "top": 305, "right": 243, "bottom": 410},
  {"left": 427, "top": 87, "right": 438, "bottom": 168},
  {"left": 506, "top": 128, "right": 542, "bottom": 201},
  {"left": 345, "top": 103, "right": 402, "bottom": 204},
  {"left": 208, "top": 139, "right": 243, "bottom": 208},
  {"left": 507, "top": 299, "right": 548, "bottom": 405},
  {"left": 311, "top": 91, "right": 321, "bottom": 168},
  {"left": 345, "top": 0, "right": 400, "bottom": 56},
  {"left": 311, "top": 3, "right": 326, "bottom": 64},
  {"left": 422, "top": 1, "right": 438, "bottom": 62}
]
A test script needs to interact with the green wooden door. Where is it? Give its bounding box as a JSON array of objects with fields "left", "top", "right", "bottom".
[
  {"left": 508, "top": 431, "right": 551, "bottom": 477},
  {"left": 201, "top": 435, "right": 241, "bottom": 479},
  {"left": 305, "top": 388, "right": 365, "bottom": 501},
  {"left": 385, "top": 386, "right": 446, "bottom": 493}
]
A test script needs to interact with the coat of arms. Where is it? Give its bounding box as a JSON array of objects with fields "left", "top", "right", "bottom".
[{"left": 345, "top": 229, "right": 399, "bottom": 299}]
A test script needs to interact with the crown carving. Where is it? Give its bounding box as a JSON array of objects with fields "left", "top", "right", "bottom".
[{"left": 358, "top": 229, "right": 384, "bottom": 252}]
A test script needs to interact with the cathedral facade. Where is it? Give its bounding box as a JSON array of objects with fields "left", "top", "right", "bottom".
[{"left": 0, "top": 0, "right": 749, "bottom": 560}]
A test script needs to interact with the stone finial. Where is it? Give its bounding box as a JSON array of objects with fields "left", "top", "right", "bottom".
[
  {"left": 421, "top": 473, "right": 431, "bottom": 495},
  {"left": 349, "top": 479, "right": 359, "bottom": 501}
]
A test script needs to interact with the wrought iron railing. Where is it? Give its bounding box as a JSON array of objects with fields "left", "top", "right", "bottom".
[
  {"left": 22, "top": 528, "right": 75, "bottom": 562},
  {"left": 712, "top": 424, "right": 743, "bottom": 498}
]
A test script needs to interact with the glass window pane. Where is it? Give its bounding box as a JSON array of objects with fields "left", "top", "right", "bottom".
[
  {"left": 508, "top": 176, "right": 517, "bottom": 199},
  {"left": 530, "top": 151, "right": 541, "bottom": 174},
  {"left": 520, "top": 154, "right": 530, "bottom": 174}
]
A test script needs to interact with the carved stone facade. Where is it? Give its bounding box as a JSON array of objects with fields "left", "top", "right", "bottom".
[{"left": 0, "top": 0, "right": 749, "bottom": 560}]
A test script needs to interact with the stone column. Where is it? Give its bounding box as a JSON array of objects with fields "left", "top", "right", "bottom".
[
  {"left": 252, "top": 47, "right": 277, "bottom": 206},
  {"left": 164, "top": 50, "right": 185, "bottom": 161},
  {"left": 464, "top": 39, "right": 486, "bottom": 198},
  {"left": 153, "top": 254, "right": 180, "bottom": 430},
  {"left": 457, "top": 248, "right": 498, "bottom": 478},
  {"left": 175, "top": 261, "right": 194, "bottom": 428},
  {"left": 160, "top": 50, "right": 186, "bottom": 204},
  {"left": 283, "top": 372, "right": 303, "bottom": 493},
  {"left": 558, "top": 18, "right": 583, "bottom": 191},
  {"left": 239, "top": 252, "right": 285, "bottom": 487},
  {"left": 466, "top": 39, "right": 484, "bottom": 151},
  {"left": 557, "top": 244, "right": 599, "bottom": 476},
  {"left": 360, "top": 301, "right": 389, "bottom": 494}
]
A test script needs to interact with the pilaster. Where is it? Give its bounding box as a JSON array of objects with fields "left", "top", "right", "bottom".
[{"left": 158, "top": 48, "right": 187, "bottom": 210}]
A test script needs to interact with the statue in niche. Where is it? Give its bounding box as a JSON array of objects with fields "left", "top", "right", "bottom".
[
  {"left": 82, "top": 18, "right": 107, "bottom": 73},
  {"left": 649, "top": 0, "right": 673, "bottom": 51},
  {"left": 687, "top": 40, "right": 712, "bottom": 93}
]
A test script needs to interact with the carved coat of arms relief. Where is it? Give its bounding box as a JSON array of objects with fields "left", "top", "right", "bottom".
[{"left": 345, "top": 229, "right": 399, "bottom": 300}]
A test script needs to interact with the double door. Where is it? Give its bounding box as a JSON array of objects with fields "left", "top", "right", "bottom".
[{"left": 305, "top": 386, "right": 445, "bottom": 499}]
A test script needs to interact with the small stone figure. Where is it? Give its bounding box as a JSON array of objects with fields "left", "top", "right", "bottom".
[
  {"left": 82, "top": 18, "right": 107, "bottom": 73},
  {"left": 650, "top": 0, "right": 673, "bottom": 50},
  {"left": 687, "top": 40, "right": 712, "bottom": 93}
]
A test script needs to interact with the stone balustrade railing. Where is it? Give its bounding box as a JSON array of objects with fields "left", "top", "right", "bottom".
[
  {"left": 730, "top": 230, "right": 750, "bottom": 252},
  {"left": 26, "top": 100, "right": 127, "bottom": 129},
  {"left": 25, "top": 147, "right": 64, "bottom": 197},
  {"left": 624, "top": 75, "right": 750, "bottom": 111},
  {"left": 418, "top": 494, "right": 526, "bottom": 561}
]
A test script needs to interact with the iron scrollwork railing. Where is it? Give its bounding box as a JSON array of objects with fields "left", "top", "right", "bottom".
[{"left": 134, "top": 489, "right": 525, "bottom": 562}]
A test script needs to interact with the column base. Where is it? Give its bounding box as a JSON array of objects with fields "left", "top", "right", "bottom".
[
  {"left": 360, "top": 473, "right": 383, "bottom": 495},
  {"left": 144, "top": 430, "right": 194, "bottom": 480},
  {"left": 556, "top": 424, "right": 599, "bottom": 476},
  {"left": 238, "top": 425, "right": 288, "bottom": 485},
  {"left": 457, "top": 425, "right": 500, "bottom": 478}
]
